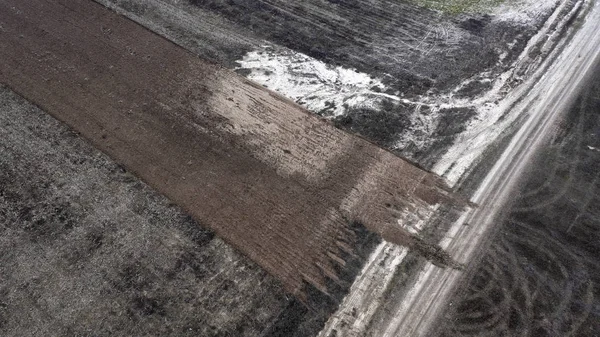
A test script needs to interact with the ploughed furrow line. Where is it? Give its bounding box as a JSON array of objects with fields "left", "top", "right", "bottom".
[{"left": 0, "top": 0, "right": 465, "bottom": 304}]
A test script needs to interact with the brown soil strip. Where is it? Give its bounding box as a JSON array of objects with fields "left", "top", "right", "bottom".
[{"left": 0, "top": 0, "right": 462, "bottom": 301}]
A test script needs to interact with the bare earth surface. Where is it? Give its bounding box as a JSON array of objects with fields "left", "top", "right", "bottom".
[
  {"left": 1, "top": 0, "right": 593, "bottom": 336},
  {"left": 0, "top": 86, "right": 293, "bottom": 336},
  {"left": 95, "top": 0, "right": 553, "bottom": 165},
  {"left": 0, "top": 0, "right": 466, "bottom": 335}
]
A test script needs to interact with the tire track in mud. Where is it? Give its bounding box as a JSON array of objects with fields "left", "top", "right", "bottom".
[
  {"left": 442, "top": 220, "right": 596, "bottom": 336},
  {"left": 437, "top": 66, "right": 600, "bottom": 337},
  {"left": 384, "top": 2, "right": 600, "bottom": 335},
  {"left": 512, "top": 87, "right": 587, "bottom": 212}
]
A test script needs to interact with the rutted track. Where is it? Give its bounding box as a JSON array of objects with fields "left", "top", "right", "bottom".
[
  {"left": 439, "top": 75, "right": 600, "bottom": 335},
  {"left": 381, "top": 1, "right": 600, "bottom": 335}
]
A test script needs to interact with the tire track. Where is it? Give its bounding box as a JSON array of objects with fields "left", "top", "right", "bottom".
[
  {"left": 438, "top": 52, "right": 600, "bottom": 337},
  {"left": 384, "top": 1, "right": 600, "bottom": 335}
]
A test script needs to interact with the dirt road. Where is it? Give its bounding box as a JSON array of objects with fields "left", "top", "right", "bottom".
[{"left": 382, "top": 0, "right": 600, "bottom": 335}]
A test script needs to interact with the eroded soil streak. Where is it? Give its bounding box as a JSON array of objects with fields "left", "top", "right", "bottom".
[{"left": 0, "top": 0, "right": 460, "bottom": 302}]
